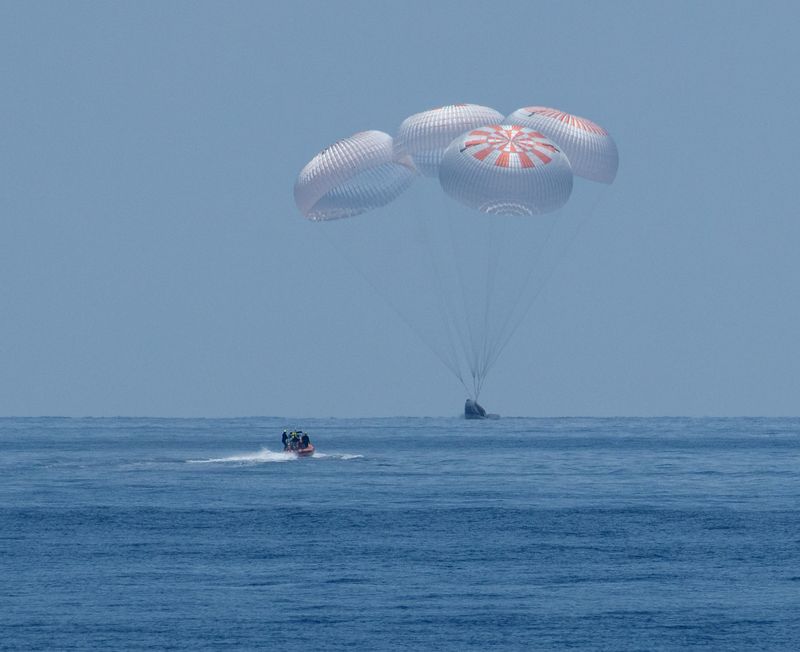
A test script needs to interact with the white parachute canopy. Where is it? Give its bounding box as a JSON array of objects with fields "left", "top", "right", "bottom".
[
  {"left": 504, "top": 107, "right": 618, "bottom": 184},
  {"left": 293, "top": 130, "right": 416, "bottom": 220},
  {"left": 394, "top": 104, "right": 504, "bottom": 177}
]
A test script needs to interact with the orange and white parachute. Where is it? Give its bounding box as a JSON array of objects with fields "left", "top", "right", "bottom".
[
  {"left": 439, "top": 124, "right": 573, "bottom": 215},
  {"left": 505, "top": 106, "right": 618, "bottom": 184}
]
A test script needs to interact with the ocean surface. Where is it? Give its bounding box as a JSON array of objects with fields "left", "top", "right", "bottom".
[{"left": 2, "top": 417, "right": 799, "bottom": 650}]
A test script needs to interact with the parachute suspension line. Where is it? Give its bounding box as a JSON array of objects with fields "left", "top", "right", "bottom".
[
  {"left": 436, "top": 197, "right": 476, "bottom": 399},
  {"left": 469, "top": 208, "right": 507, "bottom": 401},
  {"left": 410, "top": 204, "right": 472, "bottom": 392},
  {"left": 483, "top": 212, "right": 560, "bottom": 377},
  {"left": 481, "top": 212, "right": 514, "bottom": 389},
  {"left": 483, "top": 188, "right": 609, "bottom": 379},
  {"left": 420, "top": 193, "right": 476, "bottom": 389},
  {"left": 315, "top": 222, "right": 467, "bottom": 389},
  {"left": 443, "top": 196, "right": 483, "bottom": 393},
  {"left": 464, "top": 212, "right": 561, "bottom": 396},
  {"left": 427, "top": 256, "right": 471, "bottom": 393},
  {"left": 476, "top": 210, "right": 502, "bottom": 396},
  {"left": 478, "top": 215, "right": 500, "bottom": 394}
]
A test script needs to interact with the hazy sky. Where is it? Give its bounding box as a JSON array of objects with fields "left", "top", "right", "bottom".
[{"left": 1, "top": 1, "right": 799, "bottom": 417}]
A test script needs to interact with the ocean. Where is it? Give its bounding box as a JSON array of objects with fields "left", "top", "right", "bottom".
[{"left": 2, "top": 416, "right": 799, "bottom": 650}]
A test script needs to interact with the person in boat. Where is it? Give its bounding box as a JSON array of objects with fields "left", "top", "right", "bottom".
[
  {"left": 289, "top": 430, "right": 301, "bottom": 450},
  {"left": 300, "top": 432, "right": 310, "bottom": 449},
  {"left": 281, "top": 430, "right": 289, "bottom": 450}
]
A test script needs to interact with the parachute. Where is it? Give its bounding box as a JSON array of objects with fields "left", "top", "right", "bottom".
[
  {"left": 504, "top": 107, "right": 618, "bottom": 184},
  {"left": 439, "top": 125, "right": 573, "bottom": 215},
  {"left": 395, "top": 104, "right": 505, "bottom": 177},
  {"left": 293, "top": 105, "right": 617, "bottom": 401},
  {"left": 294, "top": 130, "right": 416, "bottom": 221}
]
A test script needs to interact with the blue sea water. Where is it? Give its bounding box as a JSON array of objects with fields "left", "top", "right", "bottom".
[{"left": 1, "top": 416, "right": 799, "bottom": 650}]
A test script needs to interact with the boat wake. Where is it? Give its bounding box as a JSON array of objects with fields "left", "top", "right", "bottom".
[
  {"left": 186, "top": 448, "right": 363, "bottom": 464},
  {"left": 187, "top": 448, "right": 292, "bottom": 464},
  {"left": 315, "top": 452, "right": 363, "bottom": 461}
]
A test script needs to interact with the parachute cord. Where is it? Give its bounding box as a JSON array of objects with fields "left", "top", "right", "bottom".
[
  {"left": 315, "top": 222, "right": 467, "bottom": 389},
  {"left": 411, "top": 200, "right": 473, "bottom": 388},
  {"left": 475, "top": 212, "right": 560, "bottom": 388},
  {"left": 414, "top": 190, "right": 475, "bottom": 386},
  {"left": 444, "top": 196, "right": 482, "bottom": 382},
  {"left": 482, "top": 188, "right": 609, "bottom": 379},
  {"left": 479, "top": 212, "right": 515, "bottom": 387},
  {"left": 478, "top": 211, "right": 501, "bottom": 392}
]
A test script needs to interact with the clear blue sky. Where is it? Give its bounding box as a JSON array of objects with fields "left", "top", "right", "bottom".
[{"left": 1, "top": 0, "right": 798, "bottom": 417}]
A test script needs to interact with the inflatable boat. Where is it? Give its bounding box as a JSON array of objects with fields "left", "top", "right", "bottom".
[{"left": 294, "top": 444, "right": 315, "bottom": 457}]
